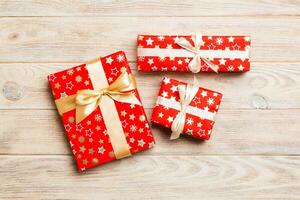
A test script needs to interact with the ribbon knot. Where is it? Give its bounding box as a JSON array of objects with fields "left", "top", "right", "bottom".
[
  {"left": 170, "top": 77, "right": 200, "bottom": 140},
  {"left": 176, "top": 33, "right": 219, "bottom": 73}
]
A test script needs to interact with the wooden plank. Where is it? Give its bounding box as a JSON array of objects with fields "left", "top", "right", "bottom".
[
  {"left": 0, "top": 63, "right": 299, "bottom": 110},
  {"left": 0, "top": 155, "right": 299, "bottom": 199},
  {"left": 0, "top": 109, "right": 299, "bottom": 155},
  {"left": 0, "top": 17, "right": 299, "bottom": 62},
  {"left": 0, "top": 0, "right": 299, "bottom": 17}
]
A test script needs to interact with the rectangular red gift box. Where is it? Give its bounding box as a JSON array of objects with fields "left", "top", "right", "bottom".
[
  {"left": 48, "top": 51, "right": 155, "bottom": 171},
  {"left": 151, "top": 77, "right": 222, "bottom": 140},
  {"left": 137, "top": 34, "right": 251, "bottom": 72}
]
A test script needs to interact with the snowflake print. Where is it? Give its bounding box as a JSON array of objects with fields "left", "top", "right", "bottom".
[
  {"left": 94, "top": 114, "right": 102, "bottom": 122},
  {"left": 207, "top": 98, "right": 215, "bottom": 105},
  {"left": 130, "top": 125, "right": 137, "bottom": 132},
  {"left": 216, "top": 37, "right": 223, "bottom": 45},
  {"left": 116, "top": 54, "right": 125, "bottom": 62}
]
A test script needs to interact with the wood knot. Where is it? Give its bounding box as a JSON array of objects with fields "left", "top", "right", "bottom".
[
  {"left": 250, "top": 94, "right": 269, "bottom": 109},
  {"left": 8, "top": 33, "right": 19, "bottom": 40},
  {"left": 2, "top": 81, "right": 24, "bottom": 101}
]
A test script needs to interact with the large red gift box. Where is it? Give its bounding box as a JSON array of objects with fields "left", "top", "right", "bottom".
[
  {"left": 48, "top": 51, "right": 155, "bottom": 171},
  {"left": 137, "top": 34, "right": 251, "bottom": 73},
  {"left": 151, "top": 77, "right": 222, "bottom": 140}
]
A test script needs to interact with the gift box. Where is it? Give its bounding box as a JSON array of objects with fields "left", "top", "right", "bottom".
[
  {"left": 137, "top": 34, "right": 251, "bottom": 73},
  {"left": 151, "top": 77, "right": 222, "bottom": 140},
  {"left": 48, "top": 51, "right": 155, "bottom": 171}
]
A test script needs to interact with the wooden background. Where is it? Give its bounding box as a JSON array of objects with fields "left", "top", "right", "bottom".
[{"left": 0, "top": 0, "right": 300, "bottom": 199}]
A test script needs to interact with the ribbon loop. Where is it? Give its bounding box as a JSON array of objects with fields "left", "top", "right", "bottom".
[
  {"left": 176, "top": 33, "right": 219, "bottom": 73},
  {"left": 170, "top": 77, "right": 200, "bottom": 140}
]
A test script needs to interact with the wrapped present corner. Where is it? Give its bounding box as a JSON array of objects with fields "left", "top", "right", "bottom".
[
  {"left": 151, "top": 77, "right": 222, "bottom": 140},
  {"left": 48, "top": 51, "right": 155, "bottom": 171},
  {"left": 137, "top": 34, "right": 251, "bottom": 73}
]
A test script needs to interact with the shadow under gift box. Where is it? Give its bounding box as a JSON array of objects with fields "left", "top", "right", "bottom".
[{"left": 48, "top": 51, "right": 155, "bottom": 172}]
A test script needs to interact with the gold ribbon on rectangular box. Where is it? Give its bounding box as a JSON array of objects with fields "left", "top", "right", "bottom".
[{"left": 54, "top": 59, "right": 141, "bottom": 159}]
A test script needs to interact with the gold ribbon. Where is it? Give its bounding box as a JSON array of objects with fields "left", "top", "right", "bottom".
[
  {"left": 55, "top": 70, "right": 140, "bottom": 124},
  {"left": 170, "top": 77, "right": 199, "bottom": 140},
  {"left": 176, "top": 33, "right": 219, "bottom": 73},
  {"left": 55, "top": 60, "right": 141, "bottom": 159}
]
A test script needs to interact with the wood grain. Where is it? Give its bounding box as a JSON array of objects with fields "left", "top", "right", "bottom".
[
  {"left": 0, "top": 63, "right": 299, "bottom": 110},
  {"left": 0, "top": 155, "right": 299, "bottom": 200},
  {"left": 0, "top": 109, "right": 299, "bottom": 155},
  {"left": 0, "top": 17, "right": 299, "bottom": 62},
  {"left": 0, "top": 0, "right": 299, "bottom": 17},
  {"left": 1, "top": 1, "right": 300, "bottom": 199}
]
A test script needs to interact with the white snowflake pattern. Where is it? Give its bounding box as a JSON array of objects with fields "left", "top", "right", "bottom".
[
  {"left": 116, "top": 54, "right": 125, "bottom": 62},
  {"left": 130, "top": 125, "right": 137, "bottom": 132},
  {"left": 216, "top": 37, "right": 223, "bottom": 45},
  {"left": 207, "top": 98, "right": 215, "bottom": 105}
]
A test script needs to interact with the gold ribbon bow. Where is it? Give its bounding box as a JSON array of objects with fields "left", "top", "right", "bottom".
[
  {"left": 176, "top": 33, "right": 219, "bottom": 73},
  {"left": 55, "top": 71, "right": 141, "bottom": 124},
  {"left": 170, "top": 77, "right": 199, "bottom": 140}
]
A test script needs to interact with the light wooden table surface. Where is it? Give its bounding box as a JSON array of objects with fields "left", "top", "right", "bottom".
[{"left": 0, "top": 1, "right": 300, "bottom": 199}]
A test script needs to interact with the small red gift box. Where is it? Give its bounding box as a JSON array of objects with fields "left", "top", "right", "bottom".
[
  {"left": 137, "top": 34, "right": 251, "bottom": 73},
  {"left": 151, "top": 77, "right": 222, "bottom": 140},
  {"left": 48, "top": 51, "right": 155, "bottom": 171}
]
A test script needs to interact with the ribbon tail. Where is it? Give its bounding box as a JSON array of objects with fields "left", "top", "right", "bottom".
[
  {"left": 170, "top": 112, "right": 186, "bottom": 140},
  {"left": 202, "top": 57, "right": 219, "bottom": 73},
  {"left": 76, "top": 101, "right": 99, "bottom": 124},
  {"left": 170, "top": 131, "right": 181, "bottom": 140},
  {"left": 54, "top": 95, "right": 77, "bottom": 116}
]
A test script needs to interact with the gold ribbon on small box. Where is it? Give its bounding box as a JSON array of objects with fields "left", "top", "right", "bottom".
[{"left": 55, "top": 59, "right": 141, "bottom": 159}]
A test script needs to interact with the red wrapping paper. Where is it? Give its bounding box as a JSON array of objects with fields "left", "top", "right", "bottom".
[
  {"left": 48, "top": 51, "right": 155, "bottom": 171},
  {"left": 151, "top": 77, "right": 222, "bottom": 140},
  {"left": 137, "top": 35, "right": 251, "bottom": 72}
]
